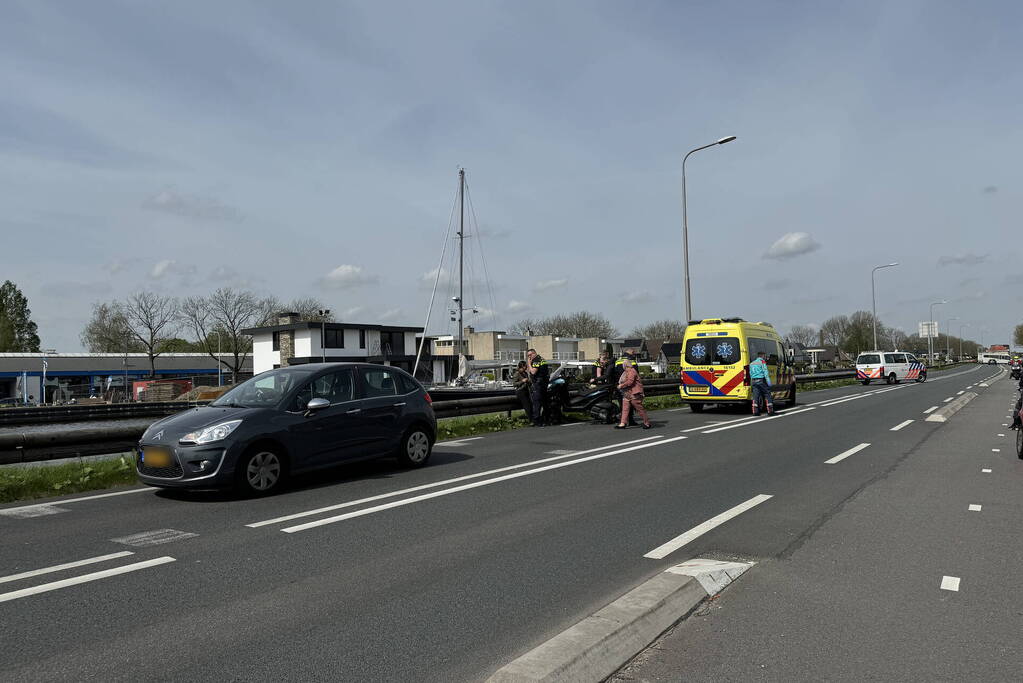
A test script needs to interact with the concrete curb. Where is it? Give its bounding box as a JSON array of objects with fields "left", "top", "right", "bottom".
[
  {"left": 486, "top": 559, "right": 753, "bottom": 683},
  {"left": 926, "top": 391, "right": 979, "bottom": 422}
]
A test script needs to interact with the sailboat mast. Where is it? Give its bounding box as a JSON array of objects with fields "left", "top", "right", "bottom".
[{"left": 457, "top": 168, "right": 465, "bottom": 360}]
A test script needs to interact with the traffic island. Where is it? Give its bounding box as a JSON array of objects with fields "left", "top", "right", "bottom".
[{"left": 486, "top": 558, "right": 753, "bottom": 683}]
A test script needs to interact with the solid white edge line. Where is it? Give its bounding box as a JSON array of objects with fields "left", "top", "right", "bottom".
[
  {"left": 824, "top": 443, "right": 871, "bottom": 465},
  {"left": 923, "top": 406, "right": 939, "bottom": 414},
  {"left": 248, "top": 435, "right": 666, "bottom": 528},
  {"left": 681, "top": 415, "right": 759, "bottom": 432},
  {"left": 0, "top": 551, "right": 135, "bottom": 585},
  {"left": 701, "top": 408, "right": 815, "bottom": 434},
  {"left": 940, "top": 575, "right": 960, "bottom": 591},
  {"left": 890, "top": 420, "right": 914, "bottom": 431},
  {"left": 282, "top": 437, "right": 689, "bottom": 533},
  {"left": 819, "top": 394, "right": 868, "bottom": 407},
  {"left": 643, "top": 494, "right": 773, "bottom": 559},
  {"left": 0, "top": 487, "right": 150, "bottom": 514},
  {"left": 0, "top": 557, "right": 175, "bottom": 603}
]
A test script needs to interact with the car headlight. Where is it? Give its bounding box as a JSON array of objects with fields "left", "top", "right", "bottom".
[{"left": 180, "top": 420, "right": 242, "bottom": 445}]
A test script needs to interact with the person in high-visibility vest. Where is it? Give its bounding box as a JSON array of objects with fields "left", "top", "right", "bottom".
[{"left": 526, "top": 348, "right": 550, "bottom": 426}]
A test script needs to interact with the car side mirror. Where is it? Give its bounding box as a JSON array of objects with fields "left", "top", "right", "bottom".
[{"left": 304, "top": 397, "right": 330, "bottom": 416}]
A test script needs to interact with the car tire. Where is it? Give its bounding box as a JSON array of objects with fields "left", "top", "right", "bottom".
[
  {"left": 236, "top": 446, "right": 286, "bottom": 496},
  {"left": 916, "top": 371, "right": 927, "bottom": 383},
  {"left": 397, "top": 426, "right": 433, "bottom": 468},
  {"left": 861, "top": 379, "right": 870, "bottom": 386},
  {"left": 989, "top": 360, "right": 997, "bottom": 365},
  {"left": 690, "top": 403, "right": 704, "bottom": 413},
  {"left": 886, "top": 373, "right": 897, "bottom": 385}
]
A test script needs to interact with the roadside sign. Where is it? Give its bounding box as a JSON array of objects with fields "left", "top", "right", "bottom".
[{"left": 918, "top": 321, "right": 938, "bottom": 339}]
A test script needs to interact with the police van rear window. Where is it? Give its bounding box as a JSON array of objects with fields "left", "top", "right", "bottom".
[
  {"left": 857, "top": 354, "right": 881, "bottom": 364},
  {"left": 686, "top": 337, "right": 741, "bottom": 365}
]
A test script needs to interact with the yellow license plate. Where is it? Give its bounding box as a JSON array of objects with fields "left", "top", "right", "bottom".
[
  {"left": 143, "top": 447, "right": 172, "bottom": 468},
  {"left": 687, "top": 386, "right": 709, "bottom": 394}
]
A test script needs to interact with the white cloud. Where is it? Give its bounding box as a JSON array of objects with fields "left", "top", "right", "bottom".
[
  {"left": 764, "top": 232, "right": 821, "bottom": 260},
  {"left": 142, "top": 188, "right": 242, "bottom": 222},
  {"left": 534, "top": 278, "right": 568, "bottom": 292},
  {"left": 341, "top": 306, "right": 366, "bottom": 320},
  {"left": 419, "top": 267, "right": 449, "bottom": 290},
  {"left": 320, "top": 264, "right": 380, "bottom": 289},
  {"left": 104, "top": 262, "right": 129, "bottom": 275},
  {"left": 938, "top": 253, "right": 987, "bottom": 266},
  {"left": 378, "top": 307, "right": 404, "bottom": 322},
  {"left": 620, "top": 291, "right": 653, "bottom": 304},
  {"left": 150, "top": 259, "right": 196, "bottom": 279},
  {"left": 507, "top": 300, "right": 532, "bottom": 313},
  {"left": 209, "top": 265, "right": 237, "bottom": 281}
]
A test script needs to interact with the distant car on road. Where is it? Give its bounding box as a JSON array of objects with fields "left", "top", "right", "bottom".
[{"left": 135, "top": 363, "right": 436, "bottom": 495}]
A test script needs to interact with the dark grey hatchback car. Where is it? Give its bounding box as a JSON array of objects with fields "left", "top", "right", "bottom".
[{"left": 135, "top": 363, "right": 436, "bottom": 495}]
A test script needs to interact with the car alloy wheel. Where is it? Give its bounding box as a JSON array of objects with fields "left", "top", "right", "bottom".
[
  {"left": 398, "top": 429, "right": 432, "bottom": 467},
  {"left": 246, "top": 451, "right": 282, "bottom": 492}
]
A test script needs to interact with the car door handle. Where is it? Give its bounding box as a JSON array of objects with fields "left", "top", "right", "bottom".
[
  {"left": 346, "top": 408, "right": 362, "bottom": 414},
  {"left": 393, "top": 402, "right": 406, "bottom": 407}
]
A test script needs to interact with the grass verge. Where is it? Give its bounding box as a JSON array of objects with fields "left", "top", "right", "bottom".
[{"left": 0, "top": 455, "right": 137, "bottom": 504}]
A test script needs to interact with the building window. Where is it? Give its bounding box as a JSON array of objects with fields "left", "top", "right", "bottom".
[
  {"left": 272, "top": 331, "right": 280, "bottom": 351},
  {"left": 359, "top": 329, "right": 366, "bottom": 349},
  {"left": 324, "top": 329, "right": 344, "bottom": 349}
]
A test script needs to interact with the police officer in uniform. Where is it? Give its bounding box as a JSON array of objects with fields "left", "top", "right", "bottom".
[{"left": 526, "top": 348, "right": 550, "bottom": 426}]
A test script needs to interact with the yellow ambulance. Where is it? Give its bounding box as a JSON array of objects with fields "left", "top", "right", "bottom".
[{"left": 679, "top": 318, "right": 796, "bottom": 413}]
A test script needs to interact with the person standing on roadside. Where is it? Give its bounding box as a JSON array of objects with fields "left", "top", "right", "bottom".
[
  {"left": 526, "top": 348, "right": 550, "bottom": 426},
  {"left": 593, "top": 351, "right": 612, "bottom": 384},
  {"left": 513, "top": 360, "right": 533, "bottom": 421},
  {"left": 616, "top": 358, "right": 651, "bottom": 429},
  {"left": 749, "top": 351, "right": 774, "bottom": 415}
]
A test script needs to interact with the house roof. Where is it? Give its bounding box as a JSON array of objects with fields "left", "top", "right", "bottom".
[
  {"left": 645, "top": 340, "right": 665, "bottom": 360},
  {"left": 241, "top": 322, "right": 424, "bottom": 335},
  {"left": 659, "top": 342, "right": 683, "bottom": 358}
]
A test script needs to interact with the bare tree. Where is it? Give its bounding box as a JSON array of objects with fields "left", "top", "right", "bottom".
[
  {"left": 786, "top": 324, "right": 817, "bottom": 347},
  {"left": 180, "top": 288, "right": 276, "bottom": 379},
  {"left": 630, "top": 319, "right": 686, "bottom": 341},
  {"left": 509, "top": 311, "right": 617, "bottom": 338},
  {"left": 820, "top": 315, "right": 850, "bottom": 350},
  {"left": 254, "top": 296, "right": 334, "bottom": 326},
  {"left": 122, "top": 292, "right": 180, "bottom": 377}
]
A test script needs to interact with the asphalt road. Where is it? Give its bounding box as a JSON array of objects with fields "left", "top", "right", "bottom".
[{"left": 0, "top": 365, "right": 1001, "bottom": 682}]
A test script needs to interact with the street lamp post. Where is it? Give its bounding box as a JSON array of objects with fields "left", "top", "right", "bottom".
[
  {"left": 681, "top": 135, "right": 736, "bottom": 323},
  {"left": 319, "top": 309, "right": 331, "bottom": 363},
  {"left": 959, "top": 324, "right": 969, "bottom": 360},
  {"left": 928, "top": 300, "right": 947, "bottom": 365},
  {"left": 945, "top": 317, "right": 959, "bottom": 360},
  {"left": 871, "top": 263, "right": 899, "bottom": 351},
  {"left": 217, "top": 331, "right": 222, "bottom": 387}
]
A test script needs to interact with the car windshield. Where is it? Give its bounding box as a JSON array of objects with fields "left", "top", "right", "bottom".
[
  {"left": 857, "top": 354, "right": 881, "bottom": 364},
  {"left": 211, "top": 369, "right": 305, "bottom": 408}
]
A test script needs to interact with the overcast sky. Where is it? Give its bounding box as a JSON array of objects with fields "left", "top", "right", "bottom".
[{"left": 2, "top": 0, "right": 1020, "bottom": 351}]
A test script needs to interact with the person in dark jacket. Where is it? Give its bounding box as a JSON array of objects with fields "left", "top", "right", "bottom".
[
  {"left": 526, "top": 348, "right": 550, "bottom": 426},
  {"left": 513, "top": 360, "right": 533, "bottom": 421}
]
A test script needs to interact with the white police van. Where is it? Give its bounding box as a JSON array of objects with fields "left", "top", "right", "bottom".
[{"left": 855, "top": 351, "right": 926, "bottom": 385}]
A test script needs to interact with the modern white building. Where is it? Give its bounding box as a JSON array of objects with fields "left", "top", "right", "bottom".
[{"left": 243, "top": 313, "right": 424, "bottom": 375}]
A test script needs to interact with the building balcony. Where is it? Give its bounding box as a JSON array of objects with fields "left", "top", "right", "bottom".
[
  {"left": 551, "top": 351, "right": 582, "bottom": 360},
  {"left": 494, "top": 351, "right": 526, "bottom": 361}
]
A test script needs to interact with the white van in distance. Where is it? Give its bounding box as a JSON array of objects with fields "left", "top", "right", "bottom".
[{"left": 855, "top": 351, "right": 926, "bottom": 385}]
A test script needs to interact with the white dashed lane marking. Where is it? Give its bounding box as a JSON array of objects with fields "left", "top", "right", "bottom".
[
  {"left": 982, "top": 468, "right": 992, "bottom": 473},
  {"left": 924, "top": 406, "right": 938, "bottom": 414},
  {"left": 943, "top": 397, "right": 954, "bottom": 403},
  {"left": 890, "top": 420, "right": 914, "bottom": 431},
  {"left": 968, "top": 504, "right": 982, "bottom": 512},
  {"left": 824, "top": 443, "right": 870, "bottom": 465}
]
